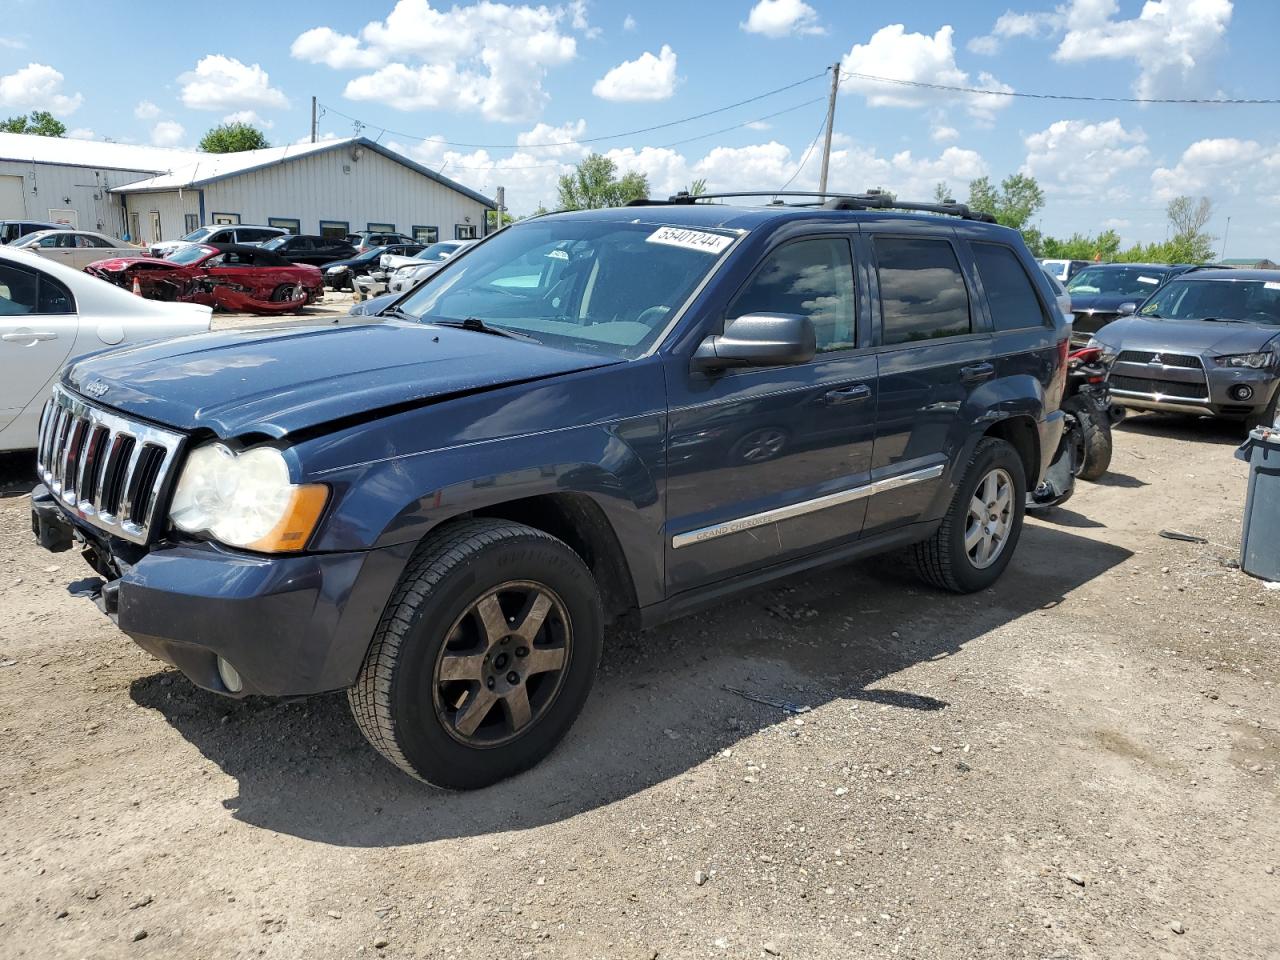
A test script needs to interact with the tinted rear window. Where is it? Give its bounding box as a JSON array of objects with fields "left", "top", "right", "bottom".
[
  {"left": 972, "top": 242, "right": 1049, "bottom": 331},
  {"left": 875, "top": 237, "right": 972, "bottom": 344}
]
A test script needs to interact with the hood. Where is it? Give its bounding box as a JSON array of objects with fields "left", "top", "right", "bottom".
[
  {"left": 1098, "top": 315, "right": 1280, "bottom": 355},
  {"left": 62, "top": 319, "right": 620, "bottom": 438},
  {"left": 87, "top": 256, "right": 173, "bottom": 272},
  {"left": 1068, "top": 292, "right": 1140, "bottom": 313}
]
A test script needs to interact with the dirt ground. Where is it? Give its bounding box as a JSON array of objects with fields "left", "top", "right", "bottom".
[{"left": 1, "top": 336, "right": 1277, "bottom": 958}]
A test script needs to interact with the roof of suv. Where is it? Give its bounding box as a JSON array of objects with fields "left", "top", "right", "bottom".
[{"left": 1179, "top": 268, "right": 1280, "bottom": 282}]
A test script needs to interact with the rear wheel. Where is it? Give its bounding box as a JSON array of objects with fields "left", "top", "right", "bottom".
[
  {"left": 1062, "top": 395, "right": 1112, "bottom": 481},
  {"left": 911, "top": 437, "right": 1026, "bottom": 593},
  {"left": 348, "top": 519, "right": 603, "bottom": 789}
]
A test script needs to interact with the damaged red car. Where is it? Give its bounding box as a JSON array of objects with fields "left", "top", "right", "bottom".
[{"left": 85, "top": 243, "right": 323, "bottom": 313}]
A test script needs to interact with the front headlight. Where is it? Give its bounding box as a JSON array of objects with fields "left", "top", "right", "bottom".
[
  {"left": 1216, "top": 351, "right": 1274, "bottom": 369},
  {"left": 169, "top": 443, "right": 328, "bottom": 552},
  {"left": 1085, "top": 336, "right": 1118, "bottom": 365}
]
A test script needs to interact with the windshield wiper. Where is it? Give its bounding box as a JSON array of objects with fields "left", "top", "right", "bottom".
[
  {"left": 1197, "top": 317, "right": 1246, "bottom": 323},
  {"left": 381, "top": 306, "right": 418, "bottom": 322},
  {"left": 430, "top": 316, "right": 542, "bottom": 343}
]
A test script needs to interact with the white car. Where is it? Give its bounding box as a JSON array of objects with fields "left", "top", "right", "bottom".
[
  {"left": 1041, "top": 267, "right": 1073, "bottom": 321},
  {"left": 11, "top": 229, "right": 141, "bottom": 271},
  {"left": 384, "top": 240, "right": 478, "bottom": 294},
  {"left": 0, "top": 247, "right": 211, "bottom": 451},
  {"left": 150, "top": 224, "right": 285, "bottom": 259}
]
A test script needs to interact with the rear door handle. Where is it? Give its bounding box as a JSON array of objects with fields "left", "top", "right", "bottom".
[
  {"left": 2, "top": 330, "right": 57, "bottom": 342},
  {"left": 824, "top": 383, "right": 872, "bottom": 405},
  {"left": 960, "top": 362, "right": 995, "bottom": 383}
]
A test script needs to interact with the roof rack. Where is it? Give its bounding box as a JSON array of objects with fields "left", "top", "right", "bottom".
[{"left": 626, "top": 189, "right": 997, "bottom": 224}]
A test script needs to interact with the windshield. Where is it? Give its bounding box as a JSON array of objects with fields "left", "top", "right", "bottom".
[
  {"left": 10, "top": 232, "right": 43, "bottom": 248},
  {"left": 166, "top": 244, "right": 213, "bottom": 265},
  {"left": 1139, "top": 278, "right": 1280, "bottom": 325},
  {"left": 180, "top": 227, "right": 214, "bottom": 242},
  {"left": 396, "top": 219, "right": 735, "bottom": 359},
  {"left": 414, "top": 241, "right": 462, "bottom": 262},
  {"left": 1067, "top": 266, "right": 1168, "bottom": 299},
  {"left": 261, "top": 236, "right": 288, "bottom": 250}
]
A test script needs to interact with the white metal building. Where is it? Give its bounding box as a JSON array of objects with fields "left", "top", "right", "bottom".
[{"left": 0, "top": 133, "right": 494, "bottom": 246}]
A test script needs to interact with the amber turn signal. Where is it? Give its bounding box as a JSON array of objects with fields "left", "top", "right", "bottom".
[{"left": 244, "top": 484, "right": 330, "bottom": 553}]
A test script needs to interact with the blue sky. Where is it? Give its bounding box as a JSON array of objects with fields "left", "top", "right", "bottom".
[{"left": 3, "top": 0, "right": 1277, "bottom": 253}]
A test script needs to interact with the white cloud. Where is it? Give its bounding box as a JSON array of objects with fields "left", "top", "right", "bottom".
[
  {"left": 0, "top": 63, "right": 83, "bottom": 115},
  {"left": 180, "top": 55, "right": 288, "bottom": 112},
  {"left": 1151, "top": 137, "right": 1280, "bottom": 204},
  {"left": 1022, "top": 118, "right": 1150, "bottom": 197},
  {"left": 291, "top": 0, "right": 584, "bottom": 123},
  {"left": 840, "top": 25, "right": 1013, "bottom": 121},
  {"left": 0, "top": 37, "right": 25, "bottom": 50},
  {"left": 592, "top": 44, "right": 678, "bottom": 101},
  {"left": 1055, "top": 0, "right": 1233, "bottom": 98},
  {"left": 67, "top": 128, "right": 94, "bottom": 140},
  {"left": 931, "top": 124, "right": 959, "bottom": 143},
  {"left": 969, "top": 10, "right": 1062, "bottom": 54},
  {"left": 150, "top": 120, "right": 186, "bottom": 147},
  {"left": 824, "top": 138, "right": 989, "bottom": 198},
  {"left": 223, "top": 110, "right": 274, "bottom": 130},
  {"left": 133, "top": 100, "right": 161, "bottom": 120},
  {"left": 740, "top": 0, "right": 825, "bottom": 38},
  {"left": 745, "top": 120, "right": 771, "bottom": 131},
  {"left": 623, "top": 14, "right": 637, "bottom": 31}
]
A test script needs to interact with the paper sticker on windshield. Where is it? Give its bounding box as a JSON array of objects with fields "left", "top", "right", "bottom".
[
  {"left": 1137, "top": 275, "right": 1159, "bottom": 285},
  {"left": 646, "top": 226, "right": 733, "bottom": 255},
  {"left": 546, "top": 248, "right": 569, "bottom": 260},
  {"left": 1266, "top": 281, "right": 1280, "bottom": 291}
]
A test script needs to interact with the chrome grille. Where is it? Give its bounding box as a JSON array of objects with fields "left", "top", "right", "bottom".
[
  {"left": 36, "top": 385, "right": 185, "bottom": 544},
  {"left": 1109, "top": 374, "right": 1209, "bottom": 400}
]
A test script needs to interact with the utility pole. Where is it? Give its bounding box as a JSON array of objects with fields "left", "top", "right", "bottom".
[
  {"left": 818, "top": 62, "right": 840, "bottom": 195},
  {"left": 310, "top": 96, "right": 318, "bottom": 143},
  {"left": 495, "top": 186, "right": 506, "bottom": 233}
]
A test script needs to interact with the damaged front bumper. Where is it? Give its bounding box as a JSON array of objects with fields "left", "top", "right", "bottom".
[{"left": 30, "top": 485, "right": 411, "bottom": 698}]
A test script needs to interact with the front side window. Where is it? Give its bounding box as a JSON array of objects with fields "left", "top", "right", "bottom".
[
  {"left": 398, "top": 219, "right": 735, "bottom": 359},
  {"left": 972, "top": 242, "right": 1049, "bottom": 332},
  {"left": 1139, "top": 279, "right": 1280, "bottom": 326},
  {"left": 1067, "top": 266, "right": 1167, "bottom": 299},
  {"left": 728, "top": 237, "right": 856, "bottom": 353},
  {"left": 875, "top": 237, "right": 972, "bottom": 344}
]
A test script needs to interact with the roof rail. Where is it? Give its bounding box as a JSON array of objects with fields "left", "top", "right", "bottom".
[{"left": 628, "top": 190, "right": 997, "bottom": 223}]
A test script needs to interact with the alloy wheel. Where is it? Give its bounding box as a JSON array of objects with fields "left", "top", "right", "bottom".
[{"left": 964, "top": 467, "right": 1014, "bottom": 569}]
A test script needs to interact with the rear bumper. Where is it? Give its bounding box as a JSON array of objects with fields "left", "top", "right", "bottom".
[{"left": 31, "top": 485, "right": 412, "bottom": 698}]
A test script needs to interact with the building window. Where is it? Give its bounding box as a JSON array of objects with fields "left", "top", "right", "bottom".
[
  {"left": 184, "top": 213, "right": 199, "bottom": 234},
  {"left": 319, "top": 220, "right": 350, "bottom": 239},
  {"left": 367, "top": 222, "right": 395, "bottom": 234},
  {"left": 412, "top": 225, "right": 438, "bottom": 243},
  {"left": 268, "top": 217, "right": 301, "bottom": 234},
  {"left": 211, "top": 212, "right": 241, "bottom": 225},
  {"left": 455, "top": 223, "right": 478, "bottom": 240}
]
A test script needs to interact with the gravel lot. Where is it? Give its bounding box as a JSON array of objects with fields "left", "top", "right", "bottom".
[{"left": 1, "top": 319, "right": 1277, "bottom": 959}]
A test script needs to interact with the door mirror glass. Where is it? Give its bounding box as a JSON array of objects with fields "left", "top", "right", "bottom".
[
  {"left": 694, "top": 314, "right": 816, "bottom": 370},
  {"left": 1118, "top": 301, "right": 1138, "bottom": 316}
]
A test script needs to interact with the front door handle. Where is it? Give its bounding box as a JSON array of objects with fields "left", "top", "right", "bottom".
[
  {"left": 2, "top": 330, "right": 57, "bottom": 342},
  {"left": 824, "top": 383, "right": 872, "bottom": 405},
  {"left": 960, "top": 362, "right": 995, "bottom": 383}
]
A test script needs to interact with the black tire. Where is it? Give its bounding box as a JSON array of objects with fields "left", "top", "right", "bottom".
[
  {"left": 348, "top": 518, "right": 603, "bottom": 789},
  {"left": 1245, "top": 385, "right": 1280, "bottom": 432},
  {"left": 270, "top": 283, "right": 302, "bottom": 302},
  {"left": 911, "top": 437, "right": 1027, "bottom": 593},
  {"left": 1062, "top": 395, "right": 1112, "bottom": 481}
]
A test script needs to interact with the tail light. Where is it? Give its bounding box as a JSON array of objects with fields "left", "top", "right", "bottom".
[{"left": 1053, "top": 338, "right": 1070, "bottom": 403}]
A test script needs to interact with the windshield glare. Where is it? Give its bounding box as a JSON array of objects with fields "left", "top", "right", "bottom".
[
  {"left": 414, "top": 241, "right": 461, "bottom": 262},
  {"left": 261, "top": 236, "right": 287, "bottom": 250},
  {"left": 166, "top": 244, "right": 213, "bottom": 265},
  {"left": 1139, "top": 279, "right": 1280, "bottom": 325},
  {"left": 1067, "top": 266, "right": 1168, "bottom": 299},
  {"left": 397, "top": 219, "right": 734, "bottom": 358},
  {"left": 181, "top": 227, "right": 213, "bottom": 242}
]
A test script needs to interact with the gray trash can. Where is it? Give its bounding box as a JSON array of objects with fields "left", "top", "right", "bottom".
[{"left": 1236, "top": 425, "right": 1280, "bottom": 580}]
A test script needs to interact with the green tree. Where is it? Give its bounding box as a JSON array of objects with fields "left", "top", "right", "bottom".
[
  {"left": 198, "top": 122, "right": 270, "bottom": 153},
  {"left": 557, "top": 154, "right": 649, "bottom": 210},
  {"left": 932, "top": 181, "right": 954, "bottom": 204},
  {"left": 1164, "top": 195, "right": 1215, "bottom": 262},
  {"left": 0, "top": 110, "right": 66, "bottom": 137},
  {"left": 685, "top": 177, "right": 708, "bottom": 197},
  {"left": 966, "top": 173, "right": 1045, "bottom": 230}
]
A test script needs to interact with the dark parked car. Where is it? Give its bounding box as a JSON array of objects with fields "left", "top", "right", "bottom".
[
  {"left": 30, "top": 191, "right": 1068, "bottom": 789},
  {"left": 1092, "top": 268, "right": 1280, "bottom": 428},
  {"left": 1065, "top": 263, "right": 1195, "bottom": 342},
  {"left": 322, "top": 243, "right": 425, "bottom": 290},
  {"left": 0, "top": 219, "right": 63, "bottom": 244},
  {"left": 261, "top": 233, "right": 357, "bottom": 266}
]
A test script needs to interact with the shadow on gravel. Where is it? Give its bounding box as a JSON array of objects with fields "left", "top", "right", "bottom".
[
  {"left": 1117, "top": 411, "right": 1245, "bottom": 447},
  {"left": 0, "top": 450, "right": 38, "bottom": 498},
  {"left": 129, "top": 523, "right": 1131, "bottom": 847}
]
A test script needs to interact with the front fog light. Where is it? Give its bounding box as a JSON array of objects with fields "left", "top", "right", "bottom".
[
  {"left": 169, "top": 442, "right": 328, "bottom": 552},
  {"left": 217, "top": 657, "right": 244, "bottom": 693},
  {"left": 1232, "top": 384, "right": 1255, "bottom": 401}
]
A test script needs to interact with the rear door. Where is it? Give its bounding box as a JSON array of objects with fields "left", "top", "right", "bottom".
[
  {"left": 0, "top": 261, "right": 78, "bottom": 436},
  {"left": 664, "top": 232, "right": 879, "bottom": 593},
  {"left": 862, "top": 229, "right": 992, "bottom": 536}
]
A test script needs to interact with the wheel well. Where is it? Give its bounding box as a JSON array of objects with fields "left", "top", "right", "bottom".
[
  {"left": 471, "top": 493, "right": 639, "bottom": 624},
  {"left": 984, "top": 416, "right": 1039, "bottom": 486}
]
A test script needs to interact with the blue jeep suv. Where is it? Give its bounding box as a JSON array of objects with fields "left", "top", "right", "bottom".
[{"left": 30, "top": 192, "right": 1068, "bottom": 788}]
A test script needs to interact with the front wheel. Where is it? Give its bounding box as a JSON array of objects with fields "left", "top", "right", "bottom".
[
  {"left": 911, "top": 437, "right": 1026, "bottom": 593},
  {"left": 349, "top": 519, "right": 603, "bottom": 789}
]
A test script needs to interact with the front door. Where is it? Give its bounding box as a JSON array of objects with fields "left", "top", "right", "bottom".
[
  {"left": 664, "top": 234, "right": 878, "bottom": 594},
  {"left": 148, "top": 212, "right": 162, "bottom": 244},
  {"left": 861, "top": 231, "right": 993, "bottom": 536},
  {"left": 0, "top": 262, "right": 78, "bottom": 434}
]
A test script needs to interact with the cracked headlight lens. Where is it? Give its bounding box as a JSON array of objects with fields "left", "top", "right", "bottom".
[{"left": 169, "top": 443, "right": 328, "bottom": 552}]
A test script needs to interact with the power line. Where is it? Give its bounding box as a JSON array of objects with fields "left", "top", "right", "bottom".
[
  {"left": 840, "top": 70, "right": 1280, "bottom": 105},
  {"left": 317, "top": 69, "right": 828, "bottom": 151},
  {"left": 777, "top": 108, "right": 829, "bottom": 193}
]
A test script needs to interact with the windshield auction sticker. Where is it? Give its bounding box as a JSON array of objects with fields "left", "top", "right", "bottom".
[{"left": 646, "top": 226, "right": 734, "bottom": 255}]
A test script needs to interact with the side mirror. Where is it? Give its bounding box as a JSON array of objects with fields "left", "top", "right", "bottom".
[
  {"left": 1118, "top": 302, "right": 1138, "bottom": 316},
  {"left": 693, "top": 313, "right": 816, "bottom": 371}
]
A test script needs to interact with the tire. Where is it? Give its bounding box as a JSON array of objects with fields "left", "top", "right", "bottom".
[
  {"left": 1245, "top": 385, "right": 1280, "bottom": 432},
  {"left": 1062, "top": 395, "right": 1112, "bottom": 481},
  {"left": 348, "top": 518, "right": 603, "bottom": 789},
  {"left": 270, "top": 283, "right": 302, "bottom": 302},
  {"left": 911, "top": 437, "right": 1027, "bottom": 593}
]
